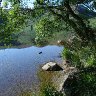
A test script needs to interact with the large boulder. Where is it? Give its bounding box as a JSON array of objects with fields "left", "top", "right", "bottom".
[{"left": 42, "top": 62, "right": 63, "bottom": 71}]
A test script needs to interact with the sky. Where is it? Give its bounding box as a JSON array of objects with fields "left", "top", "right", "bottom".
[
  {"left": 22, "top": 0, "right": 35, "bottom": 8},
  {"left": 1, "top": 0, "right": 35, "bottom": 9}
]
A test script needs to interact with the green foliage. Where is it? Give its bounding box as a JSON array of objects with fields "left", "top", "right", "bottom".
[
  {"left": 17, "top": 25, "right": 36, "bottom": 46},
  {"left": 62, "top": 37, "right": 96, "bottom": 68},
  {"left": 39, "top": 85, "right": 64, "bottom": 96},
  {"left": 0, "top": 4, "right": 27, "bottom": 46},
  {"left": 62, "top": 47, "right": 96, "bottom": 68},
  {"left": 71, "top": 72, "right": 96, "bottom": 96},
  {"left": 89, "top": 17, "right": 96, "bottom": 28},
  {"left": 62, "top": 48, "right": 81, "bottom": 67},
  {"left": 1, "top": 0, "right": 96, "bottom": 96},
  {"left": 8, "top": 0, "right": 21, "bottom": 5},
  {"left": 38, "top": 70, "right": 64, "bottom": 96},
  {"left": 34, "top": 15, "right": 63, "bottom": 45},
  {"left": 2, "top": 1, "right": 8, "bottom": 8}
]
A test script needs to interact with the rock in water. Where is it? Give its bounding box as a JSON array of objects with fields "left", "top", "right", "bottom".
[{"left": 42, "top": 62, "right": 63, "bottom": 71}]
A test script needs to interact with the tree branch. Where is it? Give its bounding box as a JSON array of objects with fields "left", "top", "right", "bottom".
[{"left": 64, "top": 0, "right": 87, "bottom": 29}]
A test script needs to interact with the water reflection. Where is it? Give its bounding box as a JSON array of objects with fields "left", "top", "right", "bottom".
[{"left": 0, "top": 45, "right": 63, "bottom": 96}]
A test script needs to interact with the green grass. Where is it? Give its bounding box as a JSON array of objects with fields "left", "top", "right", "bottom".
[{"left": 37, "top": 69, "right": 64, "bottom": 96}]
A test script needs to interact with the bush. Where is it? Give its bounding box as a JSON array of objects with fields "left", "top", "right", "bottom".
[
  {"left": 64, "top": 72, "right": 96, "bottom": 96},
  {"left": 40, "top": 85, "right": 64, "bottom": 96}
]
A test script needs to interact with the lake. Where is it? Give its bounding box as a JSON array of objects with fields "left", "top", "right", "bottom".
[{"left": 0, "top": 45, "right": 63, "bottom": 96}]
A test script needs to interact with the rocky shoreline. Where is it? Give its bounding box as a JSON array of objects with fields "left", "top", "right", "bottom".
[{"left": 41, "top": 60, "right": 78, "bottom": 95}]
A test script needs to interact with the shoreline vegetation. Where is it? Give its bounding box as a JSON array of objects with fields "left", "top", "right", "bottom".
[
  {"left": 0, "top": 17, "right": 96, "bottom": 96},
  {"left": 27, "top": 17, "right": 96, "bottom": 96},
  {"left": 0, "top": 0, "right": 96, "bottom": 95}
]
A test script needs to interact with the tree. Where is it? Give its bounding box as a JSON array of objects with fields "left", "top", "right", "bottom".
[
  {"left": 28, "top": 0, "right": 96, "bottom": 95},
  {"left": 2, "top": 0, "right": 96, "bottom": 95},
  {"left": 9, "top": 0, "right": 96, "bottom": 44},
  {"left": 36, "top": 0, "right": 96, "bottom": 42},
  {"left": 0, "top": 3, "right": 27, "bottom": 46}
]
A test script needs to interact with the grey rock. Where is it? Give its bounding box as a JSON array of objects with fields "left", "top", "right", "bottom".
[{"left": 42, "top": 62, "right": 63, "bottom": 71}]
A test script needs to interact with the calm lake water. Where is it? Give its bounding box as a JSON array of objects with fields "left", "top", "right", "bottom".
[{"left": 0, "top": 45, "right": 63, "bottom": 96}]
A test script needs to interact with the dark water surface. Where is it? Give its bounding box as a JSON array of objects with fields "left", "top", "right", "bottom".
[{"left": 0, "top": 45, "right": 63, "bottom": 96}]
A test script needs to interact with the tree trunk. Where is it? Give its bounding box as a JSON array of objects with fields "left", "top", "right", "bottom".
[{"left": 64, "top": 0, "right": 95, "bottom": 42}]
